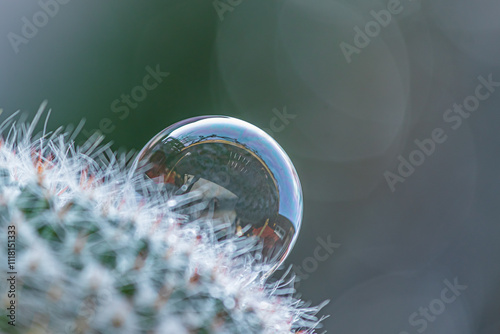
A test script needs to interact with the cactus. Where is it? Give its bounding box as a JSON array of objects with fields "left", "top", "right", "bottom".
[{"left": 0, "top": 103, "right": 327, "bottom": 334}]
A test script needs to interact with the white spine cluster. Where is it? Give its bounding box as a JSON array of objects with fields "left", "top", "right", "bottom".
[{"left": 0, "top": 103, "right": 328, "bottom": 334}]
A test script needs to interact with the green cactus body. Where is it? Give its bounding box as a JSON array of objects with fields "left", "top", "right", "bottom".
[{"left": 0, "top": 105, "right": 327, "bottom": 334}]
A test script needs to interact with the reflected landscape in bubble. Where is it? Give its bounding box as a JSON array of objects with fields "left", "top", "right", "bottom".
[{"left": 133, "top": 116, "right": 303, "bottom": 273}]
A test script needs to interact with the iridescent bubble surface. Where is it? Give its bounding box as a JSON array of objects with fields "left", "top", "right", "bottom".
[{"left": 133, "top": 116, "right": 302, "bottom": 273}]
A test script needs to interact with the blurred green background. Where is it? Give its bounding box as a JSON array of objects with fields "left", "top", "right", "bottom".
[{"left": 2, "top": 0, "right": 500, "bottom": 332}]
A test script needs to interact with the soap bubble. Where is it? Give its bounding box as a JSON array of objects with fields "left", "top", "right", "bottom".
[{"left": 133, "top": 116, "right": 302, "bottom": 274}]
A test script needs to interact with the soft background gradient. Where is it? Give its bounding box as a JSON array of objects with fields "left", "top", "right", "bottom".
[{"left": 1, "top": 1, "right": 499, "bottom": 332}]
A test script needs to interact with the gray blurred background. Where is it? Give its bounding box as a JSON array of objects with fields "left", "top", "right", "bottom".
[{"left": 1, "top": 0, "right": 499, "bottom": 332}]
